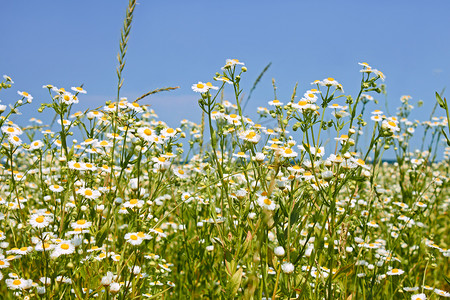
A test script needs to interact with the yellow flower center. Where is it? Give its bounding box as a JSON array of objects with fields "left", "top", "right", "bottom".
[
  {"left": 285, "top": 149, "right": 293, "bottom": 154},
  {"left": 61, "top": 243, "right": 70, "bottom": 250},
  {"left": 263, "top": 198, "right": 272, "bottom": 205},
  {"left": 130, "top": 199, "right": 138, "bottom": 205},
  {"left": 74, "top": 163, "right": 81, "bottom": 168},
  {"left": 167, "top": 128, "right": 174, "bottom": 133},
  {"left": 36, "top": 216, "right": 45, "bottom": 223},
  {"left": 196, "top": 83, "right": 204, "bottom": 89},
  {"left": 130, "top": 235, "right": 138, "bottom": 240},
  {"left": 246, "top": 132, "right": 256, "bottom": 139},
  {"left": 327, "top": 77, "right": 335, "bottom": 81},
  {"left": 85, "top": 190, "right": 93, "bottom": 196},
  {"left": 144, "top": 129, "right": 152, "bottom": 136},
  {"left": 13, "top": 279, "right": 21, "bottom": 285},
  {"left": 178, "top": 170, "right": 184, "bottom": 174},
  {"left": 77, "top": 220, "right": 86, "bottom": 225},
  {"left": 7, "top": 128, "right": 14, "bottom": 132}
]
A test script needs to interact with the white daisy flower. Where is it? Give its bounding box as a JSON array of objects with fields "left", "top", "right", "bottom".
[{"left": 192, "top": 82, "right": 209, "bottom": 93}]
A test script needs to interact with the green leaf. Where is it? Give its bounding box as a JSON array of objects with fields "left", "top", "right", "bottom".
[
  {"left": 444, "top": 274, "right": 450, "bottom": 285},
  {"left": 226, "top": 268, "right": 243, "bottom": 296},
  {"left": 436, "top": 92, "right": 446, "bottom": 109}
]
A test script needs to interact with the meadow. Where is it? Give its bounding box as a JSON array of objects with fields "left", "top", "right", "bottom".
[{"left": 0, "top": 1, "right": 449, "bottom": 299}]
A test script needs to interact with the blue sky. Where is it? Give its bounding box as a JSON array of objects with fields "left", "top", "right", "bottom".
[{"left": 1, "top": 1, "right": 450, "bottom": 157}]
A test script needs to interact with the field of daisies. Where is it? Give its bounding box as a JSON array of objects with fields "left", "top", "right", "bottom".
[{"left": 0, "top": 56, "right": 449, "bottom": 300}]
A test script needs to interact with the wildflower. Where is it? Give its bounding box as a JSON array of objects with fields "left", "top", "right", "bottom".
[
  {"left": 373, "top": 69, "right": 385, "bottom": 81},
  {"left": 371, "top": 115, "right": 383, "bottom": 122},
  {"left": 95, "top": 140, "right": 113, "bottom": 148},
  {"left": 386, "top": 268, "right": 404, "bottom": 276},
  {"left": 125, "top": 232, "right": 144, "bottom": 246},
  {"left": 152, "top": 156, "right": 170, "bottom": 169},
  {"left": 29, "top": 214, "right": 51, "bottom": 229},
  {"left": 293, "top": 100, "right": 311, "bottom": 111},
  {"left": 2, "top": 125, "right": 22, "bottom": 136},
  {"left": 225, "top": 114, "right": 242, "bottom": 126},
  {"left": 8, "top": 135, "right": 22, "bottom": 146},
  {"left": 268, "top": 99, "right": 283, "bottom": 106},
  {"left": 71, "top": 86, "right": 87, "bottom": 94},
  {"left": 274, "top": 246, "right": 285, "bottom": 257},
  {"left": 367, "top": 221, "right": 379, "bottom": 228},
  {"left": 281, "top": 262, "right": 295, "bottom": 274},
  {"left": 328, "top": 103, "right": 346, "bottom": 110},
  {"left": 382, "top": 120, "right": 400, "bottom": 132},
  {"left": 76, "top": 188, "right": 102, "bottom": 200},
  {"left": 215, "top": 76, "right": 232, "bottom": 84},
  {"left": 3, "top": 75, "right": 14, "bottom": 83},
  {"left": 17, "top": 91, "right": 33, "bottom": 100},
  {"left": 137, "top": 127, "right": 155, "bottom": 142},
  {"left": 352, "top": 158, "right": 370, "bottom": 170},
  {"left": 411, "top": 294, "right": 426, "bottom": 300},
  {"left": 59, "top": 92, "right": 78, "bottom": 105},
  {"left": 68, "top": 161, "right": 84, "bottom": 171},
  {"left": 29, "top": 140, "right": 44, "bottom": 150},
  {"left": 233, "top": 152, "right": 249, "bottom": 159},
  {"left": 52, "top": 241, "right": 75, "bottom": 257},
  {"left": 434, "top": 289, "right": 450, "bottom": 297},
  {"left": 278, "top": 147, "right": 298, "bottom": 158},
  {"left": 5, "top": 278, "right": 33, "bottom": 290},
  {"left": 0, "top": 258, "right": 10, "bottom": 269},
  {"left": 161, "top": 127, "right": 177, "bottom": 138},
  {"left": 101, "top": 272, "right": 114, "bottom": 286},
  {"left": 159, "top": 263, "right": 172, "bottom": 272},
  {"left": 149, "top": 228, "right": 167, "bottom": 238},
  {"left": 49, "top": 184, "right": 64, "bottom": 193},
  {"left": 192, "top": 82, "right": 209, "bottom": 93},
  {"left": 257, "top": 196, "right": 276, "bottom": 211},
  {"left": 87, "top": 111, "right": 103, "bottom": 119},
  {"left": 173, "top": 168, "right": 188, "bottom": 179},
  {"left": 70, "top": 219, "right": 92, "bottom": 230},
  {"left": 123, "top": 199, "right": 145, "bottom": 209},
  {"left": 358, "top": 62, "right": 372, "bottom": 70},
  {"left": 223, "top": 58, "right": 244, "bottom": 68},
  {"left": 239, "top": 130, "right": 261, "bottom": 143}
]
